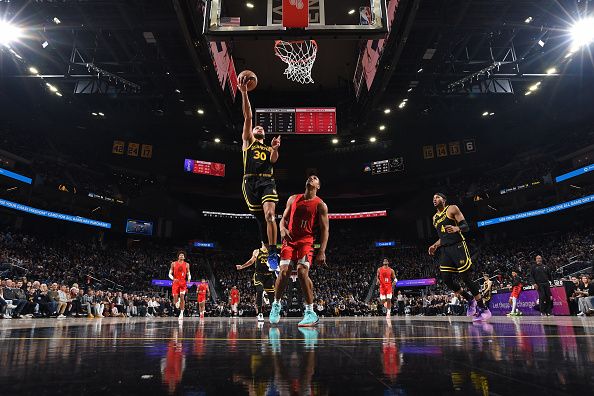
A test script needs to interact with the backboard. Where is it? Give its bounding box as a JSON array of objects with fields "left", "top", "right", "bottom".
[{"left": 204, "top": 0, "right": 389, "bottom": 40}]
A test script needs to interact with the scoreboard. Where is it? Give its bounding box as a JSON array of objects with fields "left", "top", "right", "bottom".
[
  {"left": 184, "top": 159, "right": 225, "bottom": 177},
  {"left": 363, "top": 157, "right": 404, "bottom": 175},
  {"left": 255, "top": 108, "right": 337, "bottom": 134}
]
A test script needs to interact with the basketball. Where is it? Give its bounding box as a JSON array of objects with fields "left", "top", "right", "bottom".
[{"left": 238, "top": 69, "right": 258, "bottom": 91}]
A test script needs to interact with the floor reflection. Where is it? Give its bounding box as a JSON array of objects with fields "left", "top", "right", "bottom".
[{"left": 0, "top": 317, "right": 593, "bottom": 395}]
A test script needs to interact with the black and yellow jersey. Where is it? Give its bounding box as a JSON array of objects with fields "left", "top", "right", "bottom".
[
  {"left": 243, "top": 140, "right": 273, "bottom": 176},
  {"left": 254, "top": 248, "right": 269, "bottom": 273},
  {"left": 433, "top": 205, "right": 464, "bottom": 245}
]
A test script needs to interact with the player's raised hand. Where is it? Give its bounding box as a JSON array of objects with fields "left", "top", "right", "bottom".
[
  {"left": 271, "top": 135, "right": 281, "bottom": 150},
  {"left": 315, "top": 250, "right": 326, "bottom": 266},
  {"left": 236, "top": 264, "right": 242, "bottom": 270},
  {"left": 238, "top": 76, "right": 248, "bottom": 93}
]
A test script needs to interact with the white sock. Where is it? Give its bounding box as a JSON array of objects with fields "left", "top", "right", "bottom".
[
  {"left": 511, "top": 297, "right": 517, "bottom": 313},
  {"left": 305, "top": 304, "right": 313, "bottom": 312}
]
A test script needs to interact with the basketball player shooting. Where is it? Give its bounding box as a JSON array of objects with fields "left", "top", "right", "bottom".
[
  {"left": 428, "top": 193, "right": 491, "bottom": 321},
  {"left": 169, "top": 251, "right": 191, "bottom": 320},
  {"left": 269, "top": 175, "right": 329, "bottom": 327},
  {"left": 377, "top": 259, "right": 397, "bottom": 319},
  {"left": 238, "top": 72, "right": 281, "bottom": 271}
]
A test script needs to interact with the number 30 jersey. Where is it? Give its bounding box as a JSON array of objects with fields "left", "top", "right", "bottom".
[
  {"left": 287, "top": 194, "right": 322, "bottom": 244},
  {"left": 243, "top": 140, "right": 273, "bottom": 176}
]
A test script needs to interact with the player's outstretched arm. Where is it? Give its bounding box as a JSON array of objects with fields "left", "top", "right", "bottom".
[
  {"left": 445, "top": 205, "right": 469, "bottom": 234},
  {"left": 280, "top": 195, "right": 296, "bottom": 242},
  {"left": 186, "top": 263, "right": 191, "bottom": 282},
  {"left": 168, "top": 263, "right": 174, "bottom": 280},
  {"left": 236, "top": 250, "right": 258, "bottom": 270},
  {"left": 270, "top": 136, "right": 281, "bottom": 164},
  {"left": 316, "top": 201, "right": 329, "bottom": 265},
  {"left": 240, "top": 77, "right": 254, "bottom": 149}
]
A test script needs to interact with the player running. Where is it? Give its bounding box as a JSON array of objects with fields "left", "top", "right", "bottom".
[
  {"left": 168, "top": 251, "right": 191, "bottom": 320},
  {"left": 428, "top": 193, "right": 491, "bottom": 321},
  {"left": 377, "top": 259, "right": 397, "bottom": 319},
  {"left": 238, "top": 76, "right": 281, "bottom": 271},
  {"left": 507, "top": 270, "right": 523, "bottom": 316},
  {"left": 197, "top": 279, "right": 209, "bottom": 319},
  {"left": 269, "top": 175, "right": 330, "bottom": 327},
  {"left": 237, "top": 243, "right": 276, "bottom": 322},
  {"left": 229, "top": 286, "right": 240, "bottom": 318}
]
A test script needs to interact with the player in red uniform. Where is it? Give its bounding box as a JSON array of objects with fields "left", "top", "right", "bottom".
[
  {"left": 507, "top": 269, "right": 523, "bottom": 316},
  {"left": 230, "top": 286, "right": 240, "bottom": 317},
  {"left": 168, "top": 251, "right": 191, "bottom": 320},
  {"left": 377, "top": 259, "right": 397, "bottom": 319},
  {"left": 197, "top": 279, "right": 209, "bottom": 319},
  {"left": 269, "top": 175, "right": 330, "bottom": 327}
]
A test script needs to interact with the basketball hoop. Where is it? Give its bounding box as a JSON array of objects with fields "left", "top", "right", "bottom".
[{"left": 274, "top": 40, "right": 318, "bottom": 84}]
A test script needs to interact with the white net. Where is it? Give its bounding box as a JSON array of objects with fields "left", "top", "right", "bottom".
[{"left": 274, "top": 40, "right": 318, "bottom": 84}]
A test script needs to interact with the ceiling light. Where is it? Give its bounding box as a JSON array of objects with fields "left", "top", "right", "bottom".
[
  {"left": 379, "top": 125, "right": 386, "bottom": 131},
  {"left": 179, "top": 99, "right": 184, "bottom": 102},
  {"left": 42, "top": 41, "right": 49, "bottom": 48},
  {"left": 489, "top": 112, "right": 495, "bottom": 116},
  {"left": 175, "top": 89, "right": 181, "bottom": 93},
  {"left": 28, "top": 67, "right": 38, "bottom": 74},
  {"left": 417, "top": 68, "right": 423, "bottom": 73},
  {"left": 0, "top": 21, "right": 23, "bottom": 46},
  {"left": 524, "top": 17, "right": 533, "bottom": 24},
  {"left": 546, "top": 67, "right": 557, "bottom": 75},
  {"left": 197, "top": 109, "right": 205, "bottom": 115},
  {"left": 398, "top": 102, "right": 406, "bottom": 109},
  {"left": 407, "top": 88, "right": 413, "bottom": 92},
  {"left": 482, "top": 111, "right": 489, "bottom": 116},
  {"left": 214, "top": 138, "right": 221, "bottom": 143},
  {"left": 246, "top": 2, "right": 254, "bottom": 8},
  {"left": 403, "top": 98, "right": 408, "bottom": 102},
  {"left": 384, "top": 108, "right": 391, "bottom": 114},
  {"left": 91, "top": 112, "right": 98, "bottom": 116},
  {"left": 55, "top": 92, "right": 62, "bottom": 97},
  {"left": 331, "top": 138, "right": 339, "bottom": 144},
  {"left": 570, "top": 17, "right": 594, "bottom": 51},
  {"left": 529, "top": 82, "right": 541, "bottom": 91},
  {"left": 369, "top": 137, "right": 377, "bottom": 143},
  {"left": 348, "top": 9, "right": 356, "bottom": 15},
  {"left": 350, "top": 139, "right": 356, "bottom": 143},
  {"left": 46, "top": 83, "right": 58, "bottom": 92},
  {"left": 525, "top": 91, "right": 532, "bottom": 96},
  {"left": 53, "top": 17, "right": 61, "bottom": 25},
  {"left": 538, "top": 40, "right": 545, "bottom": 47},
  {"left": 98, "top": 112, "right": 105, "bottom": 116}
]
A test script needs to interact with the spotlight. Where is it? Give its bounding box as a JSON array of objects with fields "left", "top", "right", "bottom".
[
  {"left": 42, "top": 41, "right": 49, "bottom": 48},
  {"left": 98, "top": 112, "right": 105, "bottom": 117},
  {"left": 417, "top": 68, "right": 423, "bottom": 73},
  {"left": 348, "top": 9, "right": 356, "bottom": 15},
  {"left": 28, "top": 67, "right": 39, "bottom": 74},
  {"left": 53, "top": 17, "right": 61, "bottom": 25},
  {"left": 55, "top": 92, "right": 62, "bottom": 97},
  {"left": 91, "top": 112, "right": 98, "bottom": 116},
  {"left": 350, "top": 139, "right": 356, "bottom": 143},
  {"left": 384, "top": 108, "right": 391, "bottom": 114},
  {"left": 197, "top": 109, "right": 205, "bottom": 115},
  {"left": 482, "top": 111, "right": 489, "bottom": 116},
  {"left": 379, "top": 125, "right": 386, "bottom": 131},
  {"left": 524, "top": 17, "right": 533, "bottom": 24},
  {"left": 398, "top": 102, "right": 406, "bottom": 109},
  {"left": 570, "top": 17, "right": 594, "bottom": 51},
  {"left": 46, "top": 83, "right": 58, "bottom": 92},
  {"left": 175, "top": 89, "right": 181, "bottom": 93},
  {"left": 525, "top": 91, "right": 532, "bottom": 96},
  {"left": 214, "top": 138, "right": 221, "bottom": 143},
  {"left": 538, "top": 40, "right": 545, "bottom": 47},
  {"left": 546, "top": 67, "right": 557, "bottom": 75},
  {"left": 246, "top": 2, "right": 254, "bottom": 8},
  {"left": 489, "top": 112, "right": 495, "bottom": 116},
  {"left": 331, "top": 138, "right": 339, "bottom": 144},
  {"left": 0, "top": 21, "right": 23, "bottom": 46},
  {"left": 369, "top": 137, "right": 377, "bottom": 143},
  {"left": 407, "top": 88, "right": 413, "bottom": 92},
  {"left": 403, "top": 99, "right": 408, "bottom": 102},
  {"left": 529, "top": 82, "right": 541, "bottom": 91}
]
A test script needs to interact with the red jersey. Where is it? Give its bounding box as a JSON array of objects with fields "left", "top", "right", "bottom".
[
  {"left": 198, "top": 283, "right": 208, "bottom": 297},
  {"left": 230, "top": 289, "right": 239, "bottom": 303},
  {"left": 287, "top": 194, "right": 322, "bottom": 243},
  {"left": 379, "top": 266, "right": 393, "bottom": 286},
  {"left": 173, "top": 261, "right": 188, "bottom": 281}
]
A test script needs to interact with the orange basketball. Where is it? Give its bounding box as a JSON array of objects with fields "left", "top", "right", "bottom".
[{"left": 238, "top": 70, "right": 258, "bottom": 91}]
